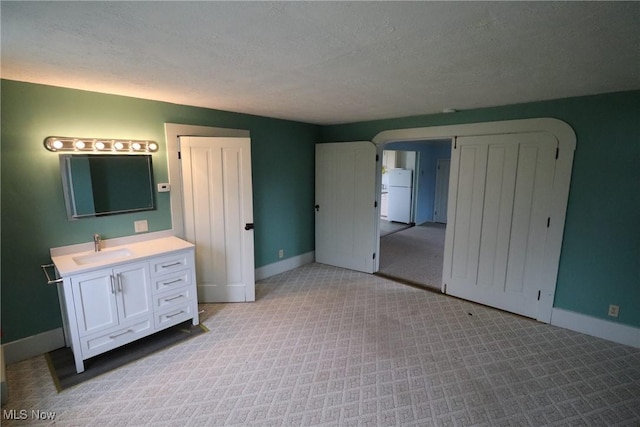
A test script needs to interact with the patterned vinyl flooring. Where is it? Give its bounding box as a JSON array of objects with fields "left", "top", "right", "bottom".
[{"left": 3, "top": 263, "right": 640, "bottom": 426}]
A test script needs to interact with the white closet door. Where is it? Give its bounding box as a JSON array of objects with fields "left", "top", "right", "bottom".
[
  {"left": 443, "top": 133, "right": 557, "bottom": 319},
  {"left": 315, "top": 142, "right": 377, "bottom": 273},
  {"left": 180, "top": 136, "right": 255, "bottom": 303}
]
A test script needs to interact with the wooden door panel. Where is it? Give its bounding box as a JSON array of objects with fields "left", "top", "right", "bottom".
[
  {"left": 444, "top": 133, "right": 556, "bottom": 319},
  {"left": 180, "top": 137, "right": 255, "bottom": 302},
  {"left": 315, "top": 142, "right": 377, "bottom": 273}
]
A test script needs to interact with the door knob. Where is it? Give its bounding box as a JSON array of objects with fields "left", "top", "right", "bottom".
[{"left": 244, "top": 223, "right": 254, "bottom": 230}]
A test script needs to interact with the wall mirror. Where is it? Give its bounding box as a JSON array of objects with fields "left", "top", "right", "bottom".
[{"left": 60, "top": 154, "right": 156, "bottom": 219}]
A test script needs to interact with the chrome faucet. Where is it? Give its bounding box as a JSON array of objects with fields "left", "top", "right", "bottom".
[{"left": 93, "top": 234, "right": 101, "bottom": 252}]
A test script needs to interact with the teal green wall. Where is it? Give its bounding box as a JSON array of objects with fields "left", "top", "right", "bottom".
[
  {"left": 1, "top": 80, "right": 319, "bottom": 343},
  {"left": 2, "top": 79, "right": 638, "bottom": 343},
  {"left": 322, "top": 91, "right": 640, "bottom": 329}
]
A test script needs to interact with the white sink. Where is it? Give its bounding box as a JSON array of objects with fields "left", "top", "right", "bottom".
[{"left": 73, "top": 248, "right": 133, "bottom": 265}]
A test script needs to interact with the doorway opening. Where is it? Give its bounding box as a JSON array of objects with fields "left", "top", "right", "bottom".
[
  {"left": 377, "top": 139, "right": 452, "bottom": 290},
  {"left": 380, "top": 149, "right": 417, "bottom": 237}
]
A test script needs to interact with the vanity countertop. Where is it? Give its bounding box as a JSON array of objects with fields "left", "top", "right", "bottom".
[{"left": 52, "top": 236, "right": 194, "bottom": 276}]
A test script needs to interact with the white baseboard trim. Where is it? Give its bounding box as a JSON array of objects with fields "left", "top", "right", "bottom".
[
  {"left": 551, "top": 308, "right": 640, "bottom": 348},
  {"left": 2, "top": 328, "right": 65, "bottom": 365},
  {"left": 255, "top": 251, "right": 315, "bottom": 281}
]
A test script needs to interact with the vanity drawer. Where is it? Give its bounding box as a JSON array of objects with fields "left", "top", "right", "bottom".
[
  {"left": 152, "top": 269, "right": 193, "bottom": 294},
  {"left": 155, "top": 303, "right": 194, "bottom": 330},
  {"left": 150, "top": 252, "right": 192, "bottom": 277},
  {"left": 80, "top": 318, "right": 153, "bottom": 359},
  {"left": 154, "top": 287, "right": 193, "bottom": 311}
]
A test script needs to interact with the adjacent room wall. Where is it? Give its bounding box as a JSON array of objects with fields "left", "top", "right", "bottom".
[
  {"left": 321, "top": 90, "right": 640, "bottom": 330},
  {"left": 0, "top": 79, "right": 319, "bottom": 344}
]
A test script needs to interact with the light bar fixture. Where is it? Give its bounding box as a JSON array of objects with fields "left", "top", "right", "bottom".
[{"left": 44, "top": 136, "right": 159, "bottom": 153}]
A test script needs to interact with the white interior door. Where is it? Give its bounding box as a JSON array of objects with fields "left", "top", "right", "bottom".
[
  {"left": 316, "top": 142, "right": 377, "bottom": 273},
  {"left": 433, "top": 159, "right": 450, "bottom": 223},
  {"left": 443, "top": 132, "right": 557, "bottom": 319},
  {"left": 180, "top": 136, "right": 255, "bottom": 303}
]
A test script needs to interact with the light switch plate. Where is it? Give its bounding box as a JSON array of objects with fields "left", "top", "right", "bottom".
[{"left": 134, "top": 220, "right": 148, "bottom": 233}]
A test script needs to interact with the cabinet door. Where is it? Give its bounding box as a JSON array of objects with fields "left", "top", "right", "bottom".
[
  {"left": 71, "top": 268, "right": 119, "bottom": 337},
  {"left": 114, "top": 261, "right": 152, "bottom": 323}
]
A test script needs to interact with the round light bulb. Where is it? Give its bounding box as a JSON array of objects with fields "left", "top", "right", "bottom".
[
  {"left": 95, "top": 141, "right": 105, "bottom": 150},
  {"left": 52, "top": 140, "right": 64, "bottom": 149},
  {"left": 75, "top": 140, "right": 85, "bottom": 149},
  {"left": 132, "top": 142, "right": 141, "bottom": 151},
  {"left": 114, "top": 142, "right": 124, "bottom": 150},
  {"left": 148, "top": 143, "right": 158, "bottom": 151}
]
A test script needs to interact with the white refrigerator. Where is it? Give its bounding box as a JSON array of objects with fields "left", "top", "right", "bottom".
[{"left": 387, "top": 169, "right": 413, "bottom": 223}]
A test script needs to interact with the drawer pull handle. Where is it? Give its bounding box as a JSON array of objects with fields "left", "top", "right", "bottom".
[
  {"left": 110, "top": 275, "right": 116, "bottom": 294},
  {"left": 109, "top": 329, "right": 132, "bottom": 339},
  {"left": 164, "top": 295, "right": 184, "bottom": 302},
  {"left": 161, "top": 262, "right": 182, "bottom": 269},
  {"left": 162, "top": 279, "right": 183, "bottom": 286},
  {"left": 166, "top": 310, "right": 185, "bottom": 318}
]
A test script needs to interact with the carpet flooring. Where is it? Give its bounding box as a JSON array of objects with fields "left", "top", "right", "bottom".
[
  {"left": 3, "top": 263, "right": 639, "bottom": 426},
  {"left": 379, "top": 222, "right": 446, "bottom": 289},
  {"left": 380, "top": 219, "right": 411, "bottom": 237},
  {"left": 46, "top": 321, "right": 207, "bottom": 391}
]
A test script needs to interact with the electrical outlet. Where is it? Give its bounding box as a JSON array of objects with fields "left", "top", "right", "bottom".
[
  {"left": 278, "top": 249, "right": 284, "bottom": 259},
  {"left": 608, "top": 304, "right": 619, "bottom": 318},
  {"left": 134, "top": 220, "right": 148, "bottom": 233}
]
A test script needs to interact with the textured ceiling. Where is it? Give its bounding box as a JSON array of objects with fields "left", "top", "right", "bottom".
[{"left": 1, "top": 1, "right": 638, "bottom": 125}]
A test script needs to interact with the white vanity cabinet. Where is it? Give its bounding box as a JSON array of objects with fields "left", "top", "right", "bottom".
[
  {"left": 51, "top": 236, "right": 198, "bottom": 373},
  {"left": 71, "top": 261, "right": 153, "bottom": 359}
]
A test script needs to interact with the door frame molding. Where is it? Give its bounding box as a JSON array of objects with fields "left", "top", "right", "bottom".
[
  {"left": 372, "top": 118, "right": 576, "bottom": 322},
  {"left": 164, "top": 123, "right": 250, "bottom": 239}
]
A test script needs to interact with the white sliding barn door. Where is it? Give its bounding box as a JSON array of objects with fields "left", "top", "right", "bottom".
[
  {"left": 443, "top": 133, "right": 557, "bottom": 319},
  {"left": 315, "top": 142, "right": 377, "bottom": 273},
  {"left": 180, "top": 136, "right": 255, "bottom": 303}
]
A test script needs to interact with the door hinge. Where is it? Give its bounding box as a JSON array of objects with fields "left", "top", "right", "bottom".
[
  {"left": 555, "top": 147, "right": 559, "bottom": 159},
  {"left": 178, "top": 151, "right": 181, "bottom": 160},
  {"left": 454, "top": 137, "right": 457, "bottom": 149},
  {"left": 537, "top": 290, "right": 541, "bottom": 301},
  {"left": 547, "top": 217, "right": 551, "bottom": 228},
  {"left": 443, "top": 283, "right": 447, "bottom": 294},
  {"left": 374, "top": 201, "right": 378, "bottom": 208},
  {"left": 373, "top": 253, "right": 376, "bottom": 260},
  {"left": 376, "top": 154, "right": 380, "bottom": 162}
]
